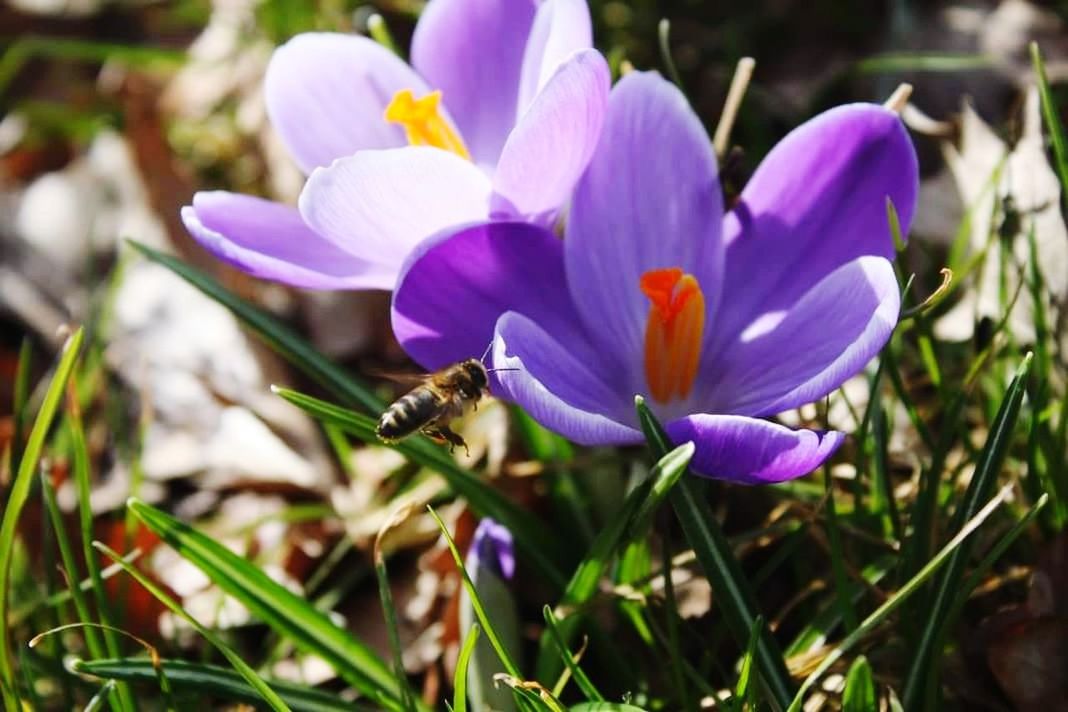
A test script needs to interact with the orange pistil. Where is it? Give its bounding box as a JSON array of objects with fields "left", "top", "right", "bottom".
[
  {"left": 640, "top": 267, "right": 706, "bottom": 404},
  {"left": 384, "top": 89, "right": 471, "bottom": 160}
]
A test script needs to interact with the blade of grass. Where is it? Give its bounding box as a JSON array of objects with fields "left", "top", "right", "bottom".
[
  {"left": 0, "top": 327, "right": 83, "bottom": 708},
  {"left": 127, "top": 240, "right": 383, "bottom": 413},
  {"left": 11, "top": 338, "right": 32, "bottom": 472},
  {"left": 374, "top": 510, "right": 418, "bottom": 712},
  {"left": 91, "top": 542, "right": 292, "bottom": 712},
  {"left": 823, "top": 467, "right": 859, "bottom": 634},
  {"left": 733, "top": 616, "right": 764, "bottom": 711},
  {"left": 855, "top": 52, "right": 995, "bottom": 73},
  {"left": 73, "top": 658, "right": 372, "bottom": 712},
  {"left": 786, "top": 484, "right": 1014, "bottom": 711},
  {"left": 842, "top": 656, "right": 875, "bottom": 712},
  {"left": 83, "top": 680, "right": 117, "bottom": 712},
  {"left": 125, "top": 498, "right": 415, "bottom": 711},
  {"left": 427, "top": 506, "right": 520, "bottom": 678},
  {"left": 453, "top": 625, "right": 480, "bottom": 712},
  {"left": 542, "top": 606, "right": 603, "bottom": 702},
  {"left": 31, "top": 620, "right": 172, "bottom": 708},
  {"left": 273, "top": 386, "right": 568, "bottom": 589},
  {"left": 901, "top": 353, "right": 1032, "bottom": 709},
  {"left": 0, "top": 36, "right": 184, "bottom": 98},
  {"left": 534, "top": 443, "right": 694, "bottom": 681},
  {"left": 38, "top": 473, "right": 106, "bottom": 661},
  {"left": 1030, "top": 42, "right": 1068, "bottom": 197},
  {"left": 67, "top": 382, "right": 136, "bottom": 712},
  {"left": 635, "top": 396, "right": 794, "bottom": 711}
]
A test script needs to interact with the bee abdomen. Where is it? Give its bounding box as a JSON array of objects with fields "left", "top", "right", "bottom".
[{"left": 376, "top": 389, "right": 438, "bottom": 441}]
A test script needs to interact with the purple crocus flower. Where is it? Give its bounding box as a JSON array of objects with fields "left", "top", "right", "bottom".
[
  {"left": 466, "top": 518, "right": 516, "bottom": 581},
  {"left": 181, "top": 0, "right": 608, "bottom": 291},
  {"left": 390, "top": 72, "right": 919, "bottom": 484}
]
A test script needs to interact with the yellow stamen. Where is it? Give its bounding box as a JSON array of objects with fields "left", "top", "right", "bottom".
[
  {"left": 640, "top": 268, "right": 705, "bottom": 404},
  {"left": 384, "top": 89, "right": 471, "bottom": 160}
]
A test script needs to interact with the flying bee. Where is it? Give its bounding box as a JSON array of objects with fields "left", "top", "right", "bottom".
[{"left": 374, "top": 357, "right": 513, "bottom": 454}]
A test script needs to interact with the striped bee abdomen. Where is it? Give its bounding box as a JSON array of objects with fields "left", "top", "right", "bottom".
[{"left": 376, "top": 388, "right": 440, "bottom": 441}]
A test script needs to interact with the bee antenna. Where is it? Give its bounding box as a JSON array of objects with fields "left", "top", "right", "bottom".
[
  {"left": 479, "top": 339, "right": 494, "bottom": 364},
  {"left": 486, "top": 368, "right": 521, "bottom": 374}
]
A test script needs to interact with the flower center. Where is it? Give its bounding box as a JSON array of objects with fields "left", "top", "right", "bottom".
[
  {"left": 640, "top": 267, "right": 705, "bottom": 404},
  {"left": 384, "top": 89, "right": 471, "bottom": 160}
]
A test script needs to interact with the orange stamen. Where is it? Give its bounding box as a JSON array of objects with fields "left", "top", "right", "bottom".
[
  {"left": 384, "top": 89, "right": 471, "bottom": 160},
  {"left": 640, "top": 268, "right": 706, "bottom": 404}
]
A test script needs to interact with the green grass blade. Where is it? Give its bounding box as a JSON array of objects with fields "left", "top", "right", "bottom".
[
  {"left": 635, "top": 396, "right": 794, "bottom": 711},
  {"left": 38, "top": 473, "right": 106, "bottom": 661},
  {"left": 1030, "top": 42, "right": 1068, "bottom": 197},
  {"left": 73, "top": 658, "right": 371, "bottom": 712},
  {"left": 125, "top": 498, "right": 414, "bottom": 711},
  {"left": 569, "top": 704, "right": 650, "bottom": 711},
  {"left": 127, "top": 240, "right": 383, "bottom": 414},
  {"left": 374, "top": 524, "right": 418, "bottom": 712},
  {"left": 11, "top": 338, "right": 32, "bottom": 471},
  {"left": 272, "top": 386, "right": 568, "bottom": 589},
  {"left": 0, "top": 36, "right": 184, "bottom": 98},
  {"left": 83, "top": 680, "right": 117, "bottom": 712},
  {"left": 855, "top": 52, "right": 995, "bottom": 73},
  {"left": 67, "top": 384, "right": 136, "bottom": 712},
  {"left": 0, "top": 327, "right": 83, "bottom": 707},
  {"left": 91, "top": 543, "right": 292, "bottom": 712},
  {"left": 453, "top": 624, "right": 481, "bottom": 712},
  {"left": 842, "top": 656, "right": 875, "bottom": 712},
  {"left": 427, "top": 507, "right": 520, "bottom": 678},
  {"left": 535, "top": 442, "right": 693, "bottom": 681},
  {"left": 786, "top": 484, "right": 1013, "bottom": 711},
  {"left": 901, "top": 354, "right": 1032, "bottom": 709},
  {"left": 734, "top": 615, "right": 764, "bottom": 709},
  {"left": 542, "top": 606, "right": 603, "bottom": 702}
]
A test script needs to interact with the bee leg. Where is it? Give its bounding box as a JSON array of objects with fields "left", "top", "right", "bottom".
[{"left": 425, "top": 426, "right": 468, "bottom": 456}]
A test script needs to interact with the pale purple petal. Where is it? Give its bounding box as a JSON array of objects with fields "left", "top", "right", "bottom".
[
  {"left": 566, "top": 71, "right": 724, "bottom": 393},
  {"left": 491, "top": 49, "right": 609, "bottom": 224},
  {"left": 392, "top": 221, "right": 588, "bottom": 373},
  {"left": 666, "top": 415, "right": 844, "bottom": 484},
  {"left": 494, "top": 312, "right": 641, "bottom": 444},
  {"left": 710, "top": 104, "right": 918, "bottom": 356},
  {"left": 265, "top": 33, "right": 428, "bottom": 173},
  {"left": 298, "top": 147, "right": 492, "bottom": 274},
  {"left": 705, "top": 256, "right": 900, "bottom": 416},
  {"left": 516, "top": 0, "right": 593, "bottom": 114},
  {"left": 468, "top": 518, "right": 515, "bottom": 580},
  {"left": 181, "top": 192, "right": 395, "bottom": 290},
  {"left": 411, "top": 0, "right": 537, "bottom": 168}
]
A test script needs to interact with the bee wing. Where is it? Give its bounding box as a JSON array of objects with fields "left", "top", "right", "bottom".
[{"left": 366, "top": 368, "right": 433, "bottom": 387}]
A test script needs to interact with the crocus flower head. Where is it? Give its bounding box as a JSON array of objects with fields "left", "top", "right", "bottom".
[
  {"left": 466, "top": 517, "right": 516, "bottom": 581},
  {"left": 181, "top": 0, "right": 609, "bottom": 291},
  {"left": 392, "top": 72, "right": 919, "bottom": 484}
]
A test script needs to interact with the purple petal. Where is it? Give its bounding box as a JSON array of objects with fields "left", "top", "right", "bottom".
[
  {"left": 711, "top": 103, "right": 918, "bottom": 353},
  {"left": 706, "top": 256, "right": 900, "bottom": 416},
  {"left": 264, "top": 33, "right": 428, "bottom": 173},
  {"left": 181, "top": 192, "right": 395, "bottom": 290},
  {"left": 468, "top": 518, "right": 515, "bottom": 580},
  {"left": 411, "top": 0, "right": 537, "bottom": 168},
  {"left": 566, "top": 71, "right": 724, "bottom": 392},
  {"left": 666, "top": 415, "right": 844, "bottom": 484},
  {"left": 298, "top": 147, "right": 492, "bottom": 273},
  {"left": 491, "top": 49, "right": 609, "bottom": 224},
  {"left": 494, "top": 311, "right": 641, "bottom": 444},
  {"left": 516, "top": 0, "right": 593, "bottom": 114},
  {"left": 392, "top": 221, "right": 586, "bottom": 372}
]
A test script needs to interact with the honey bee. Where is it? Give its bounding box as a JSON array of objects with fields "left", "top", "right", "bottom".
[{"left": 375, "top": 357, "right": 501, "bottom": 454}]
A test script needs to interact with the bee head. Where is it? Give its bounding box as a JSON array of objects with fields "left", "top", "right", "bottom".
[{"left": 461, "top": 358, "right": 489, "bottom": 395}]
